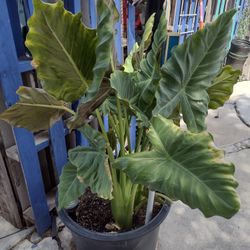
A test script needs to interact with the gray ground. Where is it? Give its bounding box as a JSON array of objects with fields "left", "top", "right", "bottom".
[
  {"left": 0, "top": 81, "right": 250, "bottom": 250},
  {"left": 158, "top": 81, "right": 250, "bottom": 250}
]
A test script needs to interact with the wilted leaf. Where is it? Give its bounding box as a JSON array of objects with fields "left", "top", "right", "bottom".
[
  {"left": 0, "top": 87, "right": 70, "bottom": 132},
  {"left": 26, "top": 0, "right": 97, "bottom": 102},
  {"left": 66, "top": 82, "right": 113, "bottom": 130},
  {"left": 58, "top": 162, "right": 85, "bottom": 209},
  {"left": 69, "top": 146, "right": 113, "bottom": 200}
]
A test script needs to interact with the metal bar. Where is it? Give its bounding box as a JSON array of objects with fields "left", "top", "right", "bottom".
[
  {"left": 220, "top": 0, "right": 226, "bottom": 14},
  {"left": 173, "top": 0, "right": 183, "bottom": 32},
  {"left": 180, "top": 13, "right": 197, "bottom": 17},
  {"left": 179, "top": 0, "right": 190, "bottom": 44},
  {"left": 214, "top": 0, "right": 222, "bottom": 19},
  {"left": 114, "top": 0, "right": 123, "bottom": 65},
  {"left": 180, "top": 30, "right": 195, "bottom": 35},
  {"left": 187, "top": 0, "right": 197, "bottom": 37}
]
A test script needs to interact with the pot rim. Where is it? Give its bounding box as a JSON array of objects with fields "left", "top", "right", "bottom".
[{"left": 58, "top": 203, "right": 170, "bottom": 241}]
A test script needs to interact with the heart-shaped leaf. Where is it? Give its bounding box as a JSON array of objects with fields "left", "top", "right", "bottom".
[
  {"left": 26, "top": 0, "right": 97, "bottom": 102},
  {"left": 87, "top": 0, "right": 119, "bottom": 97},
  {"left": 154, "top": 10, "right": 236, "bottom": 132},
  {"left": 69, "top": 146, "right": 113, "bottom": 200},
  {"left": 0, "top": 87, "right": 71, "bottom": 132},
  {"left": 208, "top": 65, "right": 241, "bottom": 109},
  {"left": 58, "top": 162, "right": 85, "bottom": 209},
  {"left": 137, "top": 12, "right": 167, "bottom": 117},
  {"left": 115, "top": 115, "right": 240, "bottom": 218}
]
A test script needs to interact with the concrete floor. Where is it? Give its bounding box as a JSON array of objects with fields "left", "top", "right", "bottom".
[
  {"left": 158, "top": 81, "right": 250, "bottom": 250},
  {"left": 0, "top": 82, "right": 250, "bottom": 250}
]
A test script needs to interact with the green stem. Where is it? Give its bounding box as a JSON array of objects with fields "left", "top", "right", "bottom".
[
  {"left": 63, "top": 106, "right": 76, "bottom": 116},
  {"left": 95, "top": 110, "right": 118, "bottom": 186},
  {"left": 141, "top": 130, "right": 149, "bottom": 151},
  {"left": 116, "top": 97, "right": 125, "bottom": 156}
]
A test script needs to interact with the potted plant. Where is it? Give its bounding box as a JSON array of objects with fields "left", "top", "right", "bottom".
[{"left": 0, "top": 0, "right": 241, "bottom": 250}]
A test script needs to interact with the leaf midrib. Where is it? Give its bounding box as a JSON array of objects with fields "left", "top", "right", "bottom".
[
  {"left": 41, "top": 10, "right": 88, "bottom": 89},
  {"left": 17, "top": 103, "right": 67, "bottom": 112},
  {"left": 152, "top": 124, "right": 234, "bottom": 208}
]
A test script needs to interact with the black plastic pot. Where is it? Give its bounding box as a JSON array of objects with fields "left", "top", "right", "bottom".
[
  {"left": 226, "top": 39, "right": 250, "bottom": 70},
  {"left": 59, "top": 204, "right": 170, "bottom": 250}
]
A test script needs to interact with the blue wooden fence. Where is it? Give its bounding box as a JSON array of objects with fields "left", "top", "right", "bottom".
[{"left": 0, "top": 0, "right": 246, "bottom": 235}]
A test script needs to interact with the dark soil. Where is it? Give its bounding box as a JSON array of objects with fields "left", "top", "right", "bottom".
[{"left": 69, "top": 189, "right": 162, "bottom": 233}]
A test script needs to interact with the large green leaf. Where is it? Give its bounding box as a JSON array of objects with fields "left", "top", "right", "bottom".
[
  {"left": 78, "top": 124, "right": 106, "bottom": 150},
  {"left": 26, "top": 0, "right": 97, "bottom": 102},
  {"left": 69, "top": 146, "right": 113, "bottom": 200},
  {"left": 0, "top": 87, "right": 71, "bottom": 132},
  {"left": 58, "top": 162, "right": 85, "bottom": 209},
  {"left": 208, "top": 65, "right": 241, "bottom": 109},
  {"left": 154, "top": 10, "right": 236, "bottom": 132},
  {"left": 110, "top": 71, "right": 139, "bottom": 105},
  {"left": 87, "top": 0, "right": 118, "bottom": 97},
  {"left": 137, "top": 12, "right": 167, "bottom": 117},
  {"left": 115, "top": 116, "right": 240, "bottom": 218}
]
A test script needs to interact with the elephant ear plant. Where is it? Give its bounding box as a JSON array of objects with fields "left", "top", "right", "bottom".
[{"left": 0, "top": 0, "right": 241, "bottom": 230}]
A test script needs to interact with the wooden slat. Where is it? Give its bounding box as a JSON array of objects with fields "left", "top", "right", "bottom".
[
  {"left": 18, "top": 60, "right": 33, "bottom": 73},
  {"left": 23, "top": 187, "right": 57, "bottom": 224},
  {"left": 49, "top": 121, "right": 68, "bottom": 177},
  {"left": 0, "top": 152, "right": 23, "bottom": 228},
  {"left": 0, "top": 0, "right": 51, "bottom": 235},
  {"left": 114, "top": 0, "right": 123, "bottom": 64},
  {"left": 127, "top": 3, "right": 136, "bottom": 53}
]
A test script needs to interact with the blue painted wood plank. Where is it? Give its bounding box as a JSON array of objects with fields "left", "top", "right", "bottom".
[
  {"left": 127, "top": 3, "right": 136, "bottom": 53},
  {"left": 27, "top": 0, "right": 34, "bottom": 16},
  {"left": 6, "top": 0, "right": 26, "bottom": 58},
  {"left": 187, "top": 0, "right": 196, "bottom": 36},
  {"left": 14, "top": 128, "right": 51, "bottom": 234},
  {"left": 179, "top": 0, "right": 190, "bottom": 44},
  {"left": 89, "top": 0, "right": 97, "bottom": 28},
  {"left": 130, "top": 116, "right": 136, "bottom": 151},
  {"left": 173, "top": 0, "right": 182, "bottom": 32},
  {"left": 0, "top": 0, "right": 50, "bottom": 235},
  {"left": 194, "top": 1, "right": 200, "bottom": 31},
  {"left": 49, "top": 121, "right": 68, "bottom": 177},
  {"left": 104, "top": 116, "right": 109, "bottom": 132},
  {"left": 74, "top": 0, "right": 81, "bottom": 13},
  {"left": 18, "top": 60, "right": 33, "bottom": 73},
  {"left": 114, "top": 0, "right": 123, "bottom": 65}
]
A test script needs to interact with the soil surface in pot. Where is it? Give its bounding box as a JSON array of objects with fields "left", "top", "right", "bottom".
[{"left": 68, "top": 189, "right": 162, "bottom": 233}]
